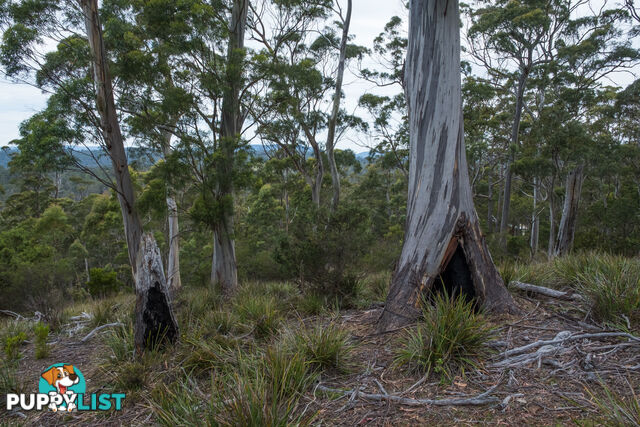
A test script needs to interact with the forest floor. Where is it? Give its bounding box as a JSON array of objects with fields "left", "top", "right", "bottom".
[{"left": 2, "top": 273, "right": 640, "bottom": 426}]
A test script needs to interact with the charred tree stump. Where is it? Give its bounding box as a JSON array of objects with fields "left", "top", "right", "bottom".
[
  {"left": 134, "top": 234, "right": 179, "bottom": 355},
  {"left": 377, "top": 0, "right": 518, "bottom": 332}
]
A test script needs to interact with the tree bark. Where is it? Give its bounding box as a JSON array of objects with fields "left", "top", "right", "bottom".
[
  {"left": 377, "top": 0, "right": 518, "bottom": 332},
  {"left": 79, "top": 0, "right": 178, "bottom": 352},
  {"left": 211, "top": 0, "right": 248, "bottom": 294},
  {"left": 161, "top": 130, "right": 181, "bottom": 296},
  {"left": 530, "top": 176, "right": 539, "bottom": 257},
  {"left": 554, "top": 164, "right": 584, "bottom": 257},
  {"left": 499, "top": 69, "right": 529, "bottom": 243},
  {"left": 487, "top": 172, "right": 493, "bottom": 233},
  {"left": 326, "top": 0, "right": 352, "bottom": 212}
]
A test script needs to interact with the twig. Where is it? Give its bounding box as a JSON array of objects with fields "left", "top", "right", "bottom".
[
  {"left": 510, "top": 281, "right": 583, "bottom": 301},
  {"left": 78, "top": 322, "right": 124, "bottom": 343},
  {"left": 316, "top": 383, "right": 500, "bottom": 406}
]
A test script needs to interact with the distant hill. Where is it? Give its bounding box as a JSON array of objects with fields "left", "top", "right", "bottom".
[{"left": 0, "top": 144, "right": 369, "bottom": 169}]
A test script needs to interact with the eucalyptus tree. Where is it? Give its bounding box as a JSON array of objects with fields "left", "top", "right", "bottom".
[
  {"left": 249, "top": 0, "right": 365, "bottom": 209},
  {"left": 466, "top": 0, "right": 578, "bottom": 243},
  {"left": 358, "top": 14, "right": 409, "bottom": 179},
  {"left": 99, "top": 0, "right": 251, "bottom": 294},
  {"left": 0, "top": 0, "right": 178, "bottom": 352},
  {"left": 377, "top": 0, "right": 517, "bottom": 331}
]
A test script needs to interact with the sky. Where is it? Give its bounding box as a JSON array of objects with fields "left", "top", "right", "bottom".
[{"left": 0, "top": 0, "right": 636, "bottom": 152}]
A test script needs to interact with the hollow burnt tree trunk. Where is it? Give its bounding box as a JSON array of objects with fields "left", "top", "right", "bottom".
[
  {"left": 134, "top": 234, "right": 179, "bottom": 353},
  {"left": 554, "top": 164, "right": 584, "bottom": 257},
  {"left": 377, "top": 0, "right": 518, "bottom": 332},
  {"left": 79, "top": 0, "right": 178, "bottom": 353},
  {"left": 211, "top": 0, "right": 248, "bottom": 295}
]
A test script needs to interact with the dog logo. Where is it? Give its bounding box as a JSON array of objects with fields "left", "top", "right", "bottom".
[{"left": 39, "top": 364, "right": 86, "bottom": 411}]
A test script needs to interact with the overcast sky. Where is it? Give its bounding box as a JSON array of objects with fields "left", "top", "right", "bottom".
[{"left": 0, "top": 0, "right": 636, "bottom": 152}]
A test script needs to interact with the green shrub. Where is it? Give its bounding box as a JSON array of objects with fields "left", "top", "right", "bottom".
[
  {"left": 275, "top": 203, "right": 373, "bottom": 306},
  {"left": 394, "top": 292, "right": 495, "bottom": 380},
  {"left": 86, "top": 267, "right": 122, "bottom": 298},
  {"left": 34, "top": 322, "right": 50, "bottom": 359},
  {"left": 3, "top": 332, "right": 27, "bottom": 361}
]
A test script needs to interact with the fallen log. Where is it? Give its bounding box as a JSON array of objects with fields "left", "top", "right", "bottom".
[{"left": 509, "top": 281, "right": 583, "bottom": 301}]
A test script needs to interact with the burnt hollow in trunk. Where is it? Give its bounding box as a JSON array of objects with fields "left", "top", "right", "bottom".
[
  {"left": 431, "top": 244, "right": 476, "bottom": 306},
  {"left": 139, "top": 282, "right": 178, "bottom": 350}
]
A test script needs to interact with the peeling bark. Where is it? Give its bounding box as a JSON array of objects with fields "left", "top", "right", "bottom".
[
  {"left": 554, "top": 164, "right": 584, "bottom": 257},
  {"left": 377, "top": 0, "right": 518, "bottom": 332}
]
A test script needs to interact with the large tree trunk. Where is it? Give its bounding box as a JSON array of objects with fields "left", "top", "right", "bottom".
[
  {"left": 499, "top": 69, "right": 528, "bottom": 243},
  {"left": 326, "top": 0, "right": 352, "bottom": 212},
  {"left": 211, "top": 217, "right": 238, "bottom": 294},
  {"left": 554, "top": 164, "right": 584, "bottom": 257},
  {"left": 162, "top": 130, "right": 181, "bottom": 296},
  {"left": 80, "top": 0, "right": 177, "bottom": 352},
  {"left": 211, "top": 0, "right": 248, "bottom": 294},
  {"left": 377, "top": 0, "right": 518, "bottom": 332}
]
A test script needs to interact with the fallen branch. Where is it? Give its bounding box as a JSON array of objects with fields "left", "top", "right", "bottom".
[
  {"left": 510, "top": 281, "right": 583, "bottom": 301},
  {"left": 502, "top": 331, "right": 640, "bottom": 358},
  {"left": 0, "top": 310, "right": 25, "bottom": 320},
  {"left": 316, "top": 383, "right": 500, "bottom": 406},
  {"left": 79, "top": 322, "right": 124, "bottom": 343}
]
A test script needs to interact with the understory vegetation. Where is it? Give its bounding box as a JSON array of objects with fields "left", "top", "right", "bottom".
[{"left": 1, "top": 252, "right": 639, "bottom": 424}]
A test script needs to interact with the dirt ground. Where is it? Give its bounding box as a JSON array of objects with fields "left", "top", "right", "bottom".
[{"left": 2, "top": 293, "right": 639, "bottom": 426}]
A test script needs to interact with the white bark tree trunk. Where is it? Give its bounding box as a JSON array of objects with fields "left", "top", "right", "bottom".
[
  {"left": 499, "top": 68, "right": 529, "bottom": 242},
  {"left": 530, "top": 176, "right": 539, "bottom": 256},
  {"left": 554, "top": 164, "right": 584, "bottom": 257},
  {"left": 161, "top": 130, "right": 181, "bottom": 296},
  {"left": 326, "top": 0, "right": 352, "bottom": 212},
  {"left": 378, "top": 0, "right": 518, "bottom": 331},
  {"left": 79, "top": 0, "right": 178, "bottom": 352}
]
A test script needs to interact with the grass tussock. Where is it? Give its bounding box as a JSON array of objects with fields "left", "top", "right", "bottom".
[
  {"left": 575, "top": 257, "right": 640, "bottom": 328},
  {"left": 282, "top": 321, "right": 353, "bottom": 373},
  {"left": 394, "top": 291, "right": 496, "bottom": 380},
  {"left": 234, "top": 294, "right": 283, "bottom": 338},
  {"left": 585, "top": 380, "right": 640, "bottom": 426}
]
